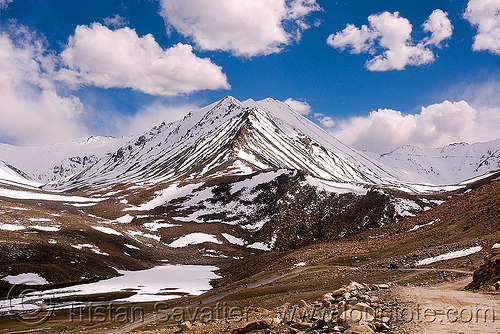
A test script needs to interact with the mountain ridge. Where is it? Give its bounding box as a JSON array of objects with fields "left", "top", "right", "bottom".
[
  {"left": 377, "top": 139, "right": 500, "bottom": 185},
  {"left": 1, "top": 96, "right": 499, "bottom": 189}
]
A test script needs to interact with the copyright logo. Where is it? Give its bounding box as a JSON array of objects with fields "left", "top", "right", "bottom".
[{"left": 5, "top": 278, "right": 55, "bottom": 325}]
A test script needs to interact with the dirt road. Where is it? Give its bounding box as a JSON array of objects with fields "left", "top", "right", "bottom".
[
  {"left": 392, "top": 277, "right": 500, "bottom": 334},
  {"left": 106, "top": 266, "right": 477, "bottom": 334}
]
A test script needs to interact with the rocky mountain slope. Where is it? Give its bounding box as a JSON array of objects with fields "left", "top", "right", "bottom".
[
  {"left": 40, "top": 96, "right": 404, "bottom": 191},
  {"left": 0, "top": 96, "right": 499, "bottom": 289}
]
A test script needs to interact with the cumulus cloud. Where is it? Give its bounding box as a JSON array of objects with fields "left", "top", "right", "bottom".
[
  {"left": 328, "top": 10, "right": 452, "bottom": 71},
  {"left": 422, "top": 9, "right": 453, "bottom": 46},
  {"left": 334, "top": 100, "right": 500, "bottom": 153},
  {"left": 0, "top": 26, "right": 87, "bottom": 145},
  {"left": 284, "top": 98, "right": 311, "bottom": 115},
  {"left": 159, "top": 0, "right": 321, "bottom": 57},
  {"left": 0, "top": 0, "right": 13, "bottom": 10},
  {"left": 313, "top": 113, "right": 336, "bottom": 128},
  {"left": 464, "top": 0, "right": 500, "bottom": 54},
  {"left": 103, "top": 14, "right": 128, "bottom": 29},
  {"left": 58, "top": 23, "right": 230, "bottom": 96},
  {"left": 318, "top": 116, "right": 335, "bottom": 128}
]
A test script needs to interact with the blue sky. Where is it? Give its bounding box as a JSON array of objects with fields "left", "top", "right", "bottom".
[{"left": 0, "top": 0, "right": 499, "bottom": 153}]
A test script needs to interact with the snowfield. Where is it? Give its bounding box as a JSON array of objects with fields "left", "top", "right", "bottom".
[
  {"left": 91, "top": 225, "right": 123, "bottom": 236},
  {"left": 168, "top": 233, "right": 222, "bottom": 248},
  {"left": 0, "top": 187, "right": 105, "bottom": 203},
  {"left": 1, "top": 273, "right": 49, "bottom": 285},
  {"left": 416, "top": 246, "right": 483, "bottom": 266}
]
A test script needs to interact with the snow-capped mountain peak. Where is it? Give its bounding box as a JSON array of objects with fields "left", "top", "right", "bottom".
[
  {"left": 1, "top": 96, "right": 500, "bottom": 190},
  {"left": 39, "top": 96, "right": 406, "bottom": 190}
]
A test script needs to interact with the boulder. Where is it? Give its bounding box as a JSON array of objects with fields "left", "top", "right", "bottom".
[
  {"left": 376, "top": 284, "right": 390, "bottom": 289},
  {"left": 338, "top": 309, "right": 374, "bottom": 328},
  {"left": 179, "top": 321, "right": 192, "bottom": 331},
  {"left": 332, "top": 287, "right": 347, "bottom": 296},
  {"left": 235, "top": 318, "right": 275, "bottom": 333},
  {"left": 321, "top": 300, "right": 332, "bottom": 308},
  {"left": 344, "top": 324, "right": 375, "bottom": 334},
  {"left": 346, "top": 281, "right": 365, "bottom": 292},
  {"left": 351, "top": 302, "right": 375, "bottom": 317},
  {"left": 291, "top": 322, "right": 314, "bottom": 330},
  {"left": 321, "top": 292, "right": 335, "bottom": 303}
]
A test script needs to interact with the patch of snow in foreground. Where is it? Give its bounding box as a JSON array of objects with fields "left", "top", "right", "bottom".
[
  {"left": 127, "top": 230, "right": 161, "bottom": 241},
  {"left": 408, "top": 219, "right": 439, "bottom": 232},
  {"left": 71, "top": 244, "right": 109, "bottom": 256},
  {"left": 0, "top": 223, "right": 25, "bottom": 231},
  {"left": 115, "top": 214, "right": 134, "bottom": 224},
  {"left": 30, "top": 225, "right": 60, "bottom": 232},
  {"left": 2, "top": 273, "right": 49, "bottom": 285},
  {"left": 247, "top": 242, "right": 272, "bottom": 251},
  {"left": 70, "top": 203, "right": 98, "bottom": 207},
  {"left": 168, "top": 233, "right": 221, "bottom": 248},
  {"left": 416, "top": 246, "right": 483, "bottom": 266},
  {"left": 92, "top": 226, "right": 122, "bottom": 236},
  {"left": 294, "top": 262, "right": 306, "bottom": 267},
  {"left": 492, "top": 243, "right": 500, "bottom": 249},
  {"left": 143, "top": 222, "right": 180, "bottom": 231},
  {"left": 222, "top": 233, "right": 245, "bottom": 246}
]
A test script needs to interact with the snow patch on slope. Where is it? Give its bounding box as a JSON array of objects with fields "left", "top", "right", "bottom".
[
  {"left": 416, "top": 246, "right": 483, "bottom": 265},
  {"left": 168, "top": 233, "right": 222, "bottom": 248}
]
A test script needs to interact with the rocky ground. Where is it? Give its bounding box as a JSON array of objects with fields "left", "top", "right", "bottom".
[
  {"left": 133, "top": 281, "right": 394, "bottom": 334},
  {"left": 466, "top": 248, "right": 500, "bottom": 291}
]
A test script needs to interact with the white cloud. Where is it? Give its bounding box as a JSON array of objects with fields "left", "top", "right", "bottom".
[
  {"left": 327, "top": 11, "right": 452, "bottom": 71},
  {"left": 366, "top": 12, "right": 436, "bottom": 71},
  {"left": 464, "top": 0, "right": 500, "bottom": 54},
  {"left": 58, "top": 23, "right": 230, "bottom": 96},
  {"left": 159, "top": 0, "right": 321, "bottom": 57},
  {"left": 0, "top": 26, "right": 86, "bottom": 145},
  {"left": 422, "top": 9, "right": 453, "bottom": 46},
  {"left": 113, "top": 101, "right": 194, "bottom": 137},
  {"left": 103, "top": 14, "right": 128, "bottom": 29},
  {"left": 327, "top": 24, "right": 373, "bottom": 54},
  {"left": 0, "top": 0, "right": 13, "bottom": 10},
  {"left": 284, "top": 97, "right": 337, "bottom": 127},
  {"left": 334, "top": 100, "right": 500, "bottom": 153},
  {"left": 313, "top": 113, "right": 336, "bottom": 128},
  {"left": 318, "top": 116, "right": 335, "bottom": 128},
  {"left": 284, "top": 98, "right": 311, "bottom": 115}
]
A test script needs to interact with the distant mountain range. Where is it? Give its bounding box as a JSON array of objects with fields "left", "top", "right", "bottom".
[
  {"left": 1, "top": 97, "right": 499, "bottom": 188},
  {"left": 377, "top": 140, "right": 500, "bottom": 185}
]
